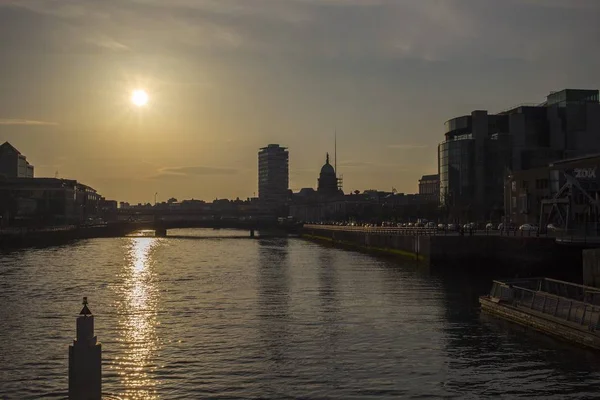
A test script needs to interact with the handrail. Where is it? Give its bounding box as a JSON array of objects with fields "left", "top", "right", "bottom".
[
  {"left": 304, "top": 224, "right": 439, "bottom": 236},
  {"left": 493, "top": 280, "right": 600, "bottom": 313}
]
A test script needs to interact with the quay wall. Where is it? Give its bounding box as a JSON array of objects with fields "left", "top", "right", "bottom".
[
  {"left": 302, "top": 226, "right": 582, "bottom": 278},
  {"left": 0, "top": 224, "right": 133, "bottom": 249},
  {"left": 480, "top": 298, "right": 600, "bottom": 350}
]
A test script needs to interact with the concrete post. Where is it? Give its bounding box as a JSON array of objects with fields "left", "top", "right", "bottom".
[
  {"left": 69, "top": 297, "right": 101, "bottom": 400},
  {"left": 583, "top": 249, "right": 600, "bottom": 288},
  {"left": 250, "top": 229, "right": 255, "bottom": 238}
]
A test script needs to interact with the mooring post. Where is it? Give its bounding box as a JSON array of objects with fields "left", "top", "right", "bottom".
[
  {"left": 69, "top": 297, "right": 101, "bottom": 400},
  {"left": 250, "top": 229, "right": 255, "bottom": 238}
]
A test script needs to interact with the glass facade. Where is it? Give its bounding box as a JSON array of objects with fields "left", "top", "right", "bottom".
[{"left": 438, "top": 137, "right": 475, "bottom": 208}]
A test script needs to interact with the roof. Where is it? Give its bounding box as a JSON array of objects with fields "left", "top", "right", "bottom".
[
  {"left": 549, "top": 153, "right": 600, "bottom": 167},
  {"left": 0, "top": 142, "right": 21, "bottom": 155},
  {"left": 420, "top": 174, "right": 438, "bottom": 181},
  {"left": 259, "top": 144, "right": 288, "bottom": 151},
  {"left": 320, "top": 162, "right": 335, "bottom": 175}
]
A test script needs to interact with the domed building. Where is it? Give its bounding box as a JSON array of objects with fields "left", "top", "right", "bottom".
[{"left": 317, "top": 153, "right": 339, "bottom": 196}]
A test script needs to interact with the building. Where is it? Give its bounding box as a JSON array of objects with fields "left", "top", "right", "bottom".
[
  {"left": 505, "top": 153, "right": 600, "bottom": 231},
  {"left": 418, "top": 174, "right": 439, "bottom": 200},
  {"left": 0, "top": 142, "right": 34, "bottom": 178},
  {"left": 258, "top": 144, "right": 289, "bottom": 205},
  {"left": 0, "top": 178, "right": 101, "bottom": 226},
  {"left": 317, "top": 153, "right": 340, "bottom": 196},
  {"left": 439, "top": 89, "right": 600, "bottom": 221}
]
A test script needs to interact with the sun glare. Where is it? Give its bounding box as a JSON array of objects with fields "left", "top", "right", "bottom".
[{"left": 131, "top": 89, "right": 149, "bottom": 107}]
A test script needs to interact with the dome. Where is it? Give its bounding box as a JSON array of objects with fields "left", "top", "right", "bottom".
[
  {"left": 319, "top": 152, "right": 336, "bottom": 176},
  {"left": 320, "top": 162, "right": 335, "bottom": 175}
]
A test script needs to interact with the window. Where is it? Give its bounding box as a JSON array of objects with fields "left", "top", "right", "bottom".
[{"left": 535, "top": 179, "right": 549, "bottom": 190}]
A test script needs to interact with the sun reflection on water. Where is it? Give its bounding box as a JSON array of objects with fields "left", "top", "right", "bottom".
[{"left": 114, "top": 237, "right": 161, "bottom": 399}]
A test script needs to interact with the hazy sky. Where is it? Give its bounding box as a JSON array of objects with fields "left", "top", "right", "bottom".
[{"left": 0, "top": 0, "right": 599, "bottom": 203}]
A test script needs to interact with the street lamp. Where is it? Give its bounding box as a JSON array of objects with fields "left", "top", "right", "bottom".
[{"left": 154, "top": 192, "right": 158, "bottom": 206}]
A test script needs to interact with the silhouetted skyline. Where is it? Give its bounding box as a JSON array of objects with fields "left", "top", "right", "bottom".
[{"left": 0, "top": 0, "right": 599, "bottom": 203}]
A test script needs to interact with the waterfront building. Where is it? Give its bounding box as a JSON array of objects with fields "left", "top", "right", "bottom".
[
  {"left": 0, "top": 142, "right": 34, "bottom": 178},
  {"left": 418, "top": 174, "right": 439, "bottom": 203},
  {"left": 0, "top": 178, "right": 101, "bottom": 226},
  {"left": 258, "top": 144, "right": 289, "bottom": 205},
  {"left": 439, "top": 89, "right": 600, "bottom": 221},
  {"left": 505, "top": 153, "right": 600, "bottom": 230}
]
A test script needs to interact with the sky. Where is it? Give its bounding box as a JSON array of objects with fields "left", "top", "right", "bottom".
[{"left": 0, "top": 0, "right": 599, "bottom": 203}]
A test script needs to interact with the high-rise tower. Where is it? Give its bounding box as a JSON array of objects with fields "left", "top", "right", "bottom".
[{"left": 258, "top": 144, "right": 289, "bottom": 204}]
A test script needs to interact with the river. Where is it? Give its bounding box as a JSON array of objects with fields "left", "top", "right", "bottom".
[{"left": 1, "top": 229, "right": 599, "bottom": 399}]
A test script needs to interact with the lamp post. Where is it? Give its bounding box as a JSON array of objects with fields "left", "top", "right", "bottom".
[{"left": 154, "top": 192, "right": 158, "bottom": 206}]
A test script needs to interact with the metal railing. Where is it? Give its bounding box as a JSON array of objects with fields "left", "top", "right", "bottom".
[
  {"left": 304, "top": 224, "right": 600, "bottom": 243},
  {"left": 304, "top": 224, "right": 439, "bottom": 236},
  {"left": 305, "top": 224, "right": 547, "bottom": 237},
  {"left": 489, "top": 278, "right": 600, "bottom": 330}
]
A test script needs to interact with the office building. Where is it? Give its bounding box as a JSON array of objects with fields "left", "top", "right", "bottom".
[
  {"left": 439, "top": 89, "right": 600, "bottom": 221},
  {"left": 0, "top": 178, "right": 101, "bottom": 226},
  {"left": 258, "top": 144, "right": 289, "bottom": 204},
  {"left": 418, "top": 174, "right": 439, "bottom": 198},
  {"left": 505, "top": 153, "right": 600, "bottom": 230},
  {"left": 0, "top": 142, "right": 34, "bottom": 178}
]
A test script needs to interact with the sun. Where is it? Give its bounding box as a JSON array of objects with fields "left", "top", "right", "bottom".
[{"left": 131, "top": 89, "right": 149, "bottom": 107}]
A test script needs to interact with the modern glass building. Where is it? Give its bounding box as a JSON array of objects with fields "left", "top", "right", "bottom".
[
  {"left": 438, "top": 112, "right": 511, "bottom": 221},
  {"left": 438, "top": 89, "right": 600, "bottom": 222},
  {"left": 439, "top": 136, "right": 475, "bottom": 211}
]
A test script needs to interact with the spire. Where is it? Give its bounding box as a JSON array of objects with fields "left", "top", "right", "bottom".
[
  {"left": 326, "top": 152, "right": 330, "bottom": 164},
  {"left": 79, "top": 296, "right": 92, "bottom": 316}
]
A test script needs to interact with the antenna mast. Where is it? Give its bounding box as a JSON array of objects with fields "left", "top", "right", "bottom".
[{"left": 334, "top": 128, "right": 337, "bottom": 174}]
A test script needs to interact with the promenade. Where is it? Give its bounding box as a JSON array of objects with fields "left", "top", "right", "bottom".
[{"left": 301, "top": 224, "right": 585, "bottom": 278}]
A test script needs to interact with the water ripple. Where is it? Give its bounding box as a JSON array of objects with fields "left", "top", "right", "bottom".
[{"left": 1, "top": 229, "right": 599, "bottom": 399}]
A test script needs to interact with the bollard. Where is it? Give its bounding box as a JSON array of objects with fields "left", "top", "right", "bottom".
[{"left": 69, "top": 297, "right": 102, "bottom": 400}]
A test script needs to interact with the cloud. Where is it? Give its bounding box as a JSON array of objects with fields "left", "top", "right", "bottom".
[
  {"left": 387, "top": 144, "right": 428, "bottom": 150},
  {"left": 0, "top": 119, "right": 58, "bottom": 126},
  {"left": 3, "top": 0, "right": 599, "bottom": 64},
  {"left": 338, "top": 161, "right": 375, "bottom": 168},
  {"left": 157, "top": 166, "right": 238, "bottom": 176},
  {"left": 338, "top": 160, "right": 408, "bottom": 171}
]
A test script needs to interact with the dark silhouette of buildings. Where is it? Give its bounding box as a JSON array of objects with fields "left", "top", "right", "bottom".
[
  {"left": 0, "top": 142, "right": 34, "bottom": 178},
  {"left": 505, "top": 153, "right": 600, "bottom": 229},
  {"left": 0, "top": 178, "right": 102, "bottom": 227},
  {"left": 439, "top": 88, "right": 600, "bottom": 221},
  {"left": 258, "top": 144, "right": 289, "bottom": 205},
  {"left": 317, "top": 153, "right": 340, "bottom": 196}
]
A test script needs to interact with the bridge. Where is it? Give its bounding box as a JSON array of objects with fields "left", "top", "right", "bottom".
[
  {"left": 111, "top": 206, "right": 302, "bottom": 237},
  {"left": 120, "top": 218, "right": 301, "bottom": 238}
]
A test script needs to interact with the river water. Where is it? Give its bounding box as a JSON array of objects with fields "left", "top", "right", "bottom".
[{"left": 1, "top": 229, "right": 599, "bottom": 399}]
